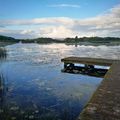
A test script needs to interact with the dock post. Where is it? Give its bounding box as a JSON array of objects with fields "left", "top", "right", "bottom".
[
  {"left": 64, "top": 63, "right": 75, "bottom": 70},
  {"left": 64, "top": 63, "right": 68, "bottom": 69},
  {"left": 85, "top": 64, "right": 94, "bottom": 69}
]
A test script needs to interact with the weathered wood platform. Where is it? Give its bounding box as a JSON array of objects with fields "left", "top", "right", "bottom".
[
  {"left": 61, "top": 57, "right": 120, "bottom": 120},
  {"left": 61, "top": 57, "right": 119, "bottom": 66}
]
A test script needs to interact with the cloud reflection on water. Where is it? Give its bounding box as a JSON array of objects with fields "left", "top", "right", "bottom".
[{"left": 0, "top": 43, "right": 119, "bottom": 120}]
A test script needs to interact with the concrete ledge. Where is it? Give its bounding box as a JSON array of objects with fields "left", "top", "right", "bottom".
[{"left": 78, "top": 61, "right": 120, "bottom": 120}]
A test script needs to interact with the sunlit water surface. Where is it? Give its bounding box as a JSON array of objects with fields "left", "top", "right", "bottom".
[{"left": 0, "top": 43, "right": 120, "bottom": 120}]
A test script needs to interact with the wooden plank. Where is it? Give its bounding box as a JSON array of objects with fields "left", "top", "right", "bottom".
[
  {"left": 78, "top": 61, "right": 120, "bottom": 120},
  {"left": 61, "top": 57, "right": 118, "bottom": 66}
]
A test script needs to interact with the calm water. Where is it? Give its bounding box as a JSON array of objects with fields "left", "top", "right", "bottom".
[{"left": 0, "top": 43, "right": 120, "bottom": 120}]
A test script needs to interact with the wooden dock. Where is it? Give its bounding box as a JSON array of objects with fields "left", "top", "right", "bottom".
[
  {"left": 61, "top": 57, "right": 120, "bottom": 120},
  {"left": 61, "top": 57, "right": 119, "bottom": 66}
]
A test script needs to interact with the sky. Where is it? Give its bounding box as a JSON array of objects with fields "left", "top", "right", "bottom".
[{"left": 0, "top": 0, "right": 120, "bottom": 39}]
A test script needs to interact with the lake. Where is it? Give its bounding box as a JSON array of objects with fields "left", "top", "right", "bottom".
[{"left": 0, "top": 43, "right": 120, "bottom": 120}]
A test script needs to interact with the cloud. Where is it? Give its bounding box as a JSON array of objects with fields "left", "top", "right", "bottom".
[
  {"left": 0, "top": 4, "right": 120, "bottom": 38},
  {"left": 0, "top": 29, "right": 36, "bottom": 39},
  {"left": 0, "top": 17, "right": 74, "bottom": 27},
  {"left": 47, "top": 4, "right": 80, "bottom": 8}
]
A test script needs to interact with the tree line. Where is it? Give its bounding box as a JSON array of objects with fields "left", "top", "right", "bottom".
[{"left": 0, "top": 35, "right": 120, "bottom": 44}]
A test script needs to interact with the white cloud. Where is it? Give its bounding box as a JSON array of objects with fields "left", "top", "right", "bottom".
[
  {"left": 0, "top": 4, "right": 120, "bottom": 38},
  {"left": 0, "top": 17, "right": 74, "bottom": 26},
  {"left": 38, "top": 26, "right": 76, "bottom": 38},
  {"left": 47, "top": 4, "right": 80, "bottom": 8}
]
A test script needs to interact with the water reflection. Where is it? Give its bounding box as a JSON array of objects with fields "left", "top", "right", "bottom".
[
  {"left": 0, "top": 73, "right": 4, "bottom": 104},
  {"left": 1, "top": 43, "right": 119, "bottom": 120},
  {"left": 0, "top": 47, "right": 7, "bottom": 115},
  {"left": 0, "top": 72, "right": 8, "bottom": 119},
  {"left": 62, "top": 63, "right": 108, "bottom": 78}
]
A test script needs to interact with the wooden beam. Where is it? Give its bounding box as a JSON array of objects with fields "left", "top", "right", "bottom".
[{"left": 61, "top": 57, "right": 119, "bottom": 66}]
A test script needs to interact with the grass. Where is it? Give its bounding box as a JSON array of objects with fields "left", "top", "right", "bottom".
[{"left": 0, "top": 47, "right": 7, "bottom": 60}]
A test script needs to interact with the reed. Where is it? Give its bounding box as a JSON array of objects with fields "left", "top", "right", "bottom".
[{"left": 0, "top": 47, "right": 7, "bottom": 59}]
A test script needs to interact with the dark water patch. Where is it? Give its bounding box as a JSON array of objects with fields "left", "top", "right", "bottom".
[{"left": 0, "top": 65, "right": 102, "bottom": 120}]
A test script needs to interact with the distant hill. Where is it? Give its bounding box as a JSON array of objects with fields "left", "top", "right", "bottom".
[
  {"left": 0, "top": 35, "right": 17, "bottom": 43},
  {"left": 0, "top": 35, "right": 63, "bottom": 44}
]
